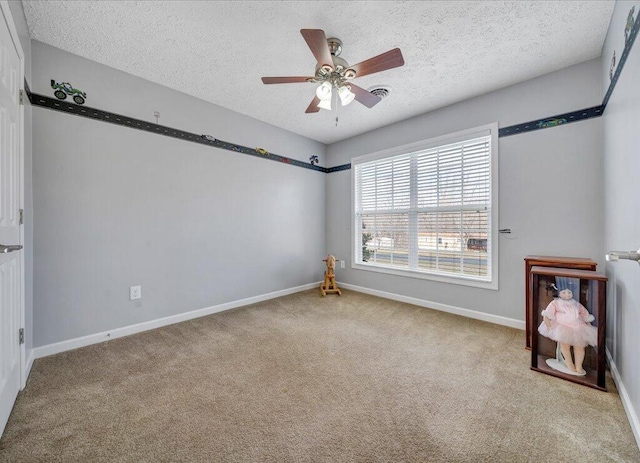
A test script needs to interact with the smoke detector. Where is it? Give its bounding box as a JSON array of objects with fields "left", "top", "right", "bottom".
[{"left": 368, "top": 85, "right": 392, "bottom": 99}]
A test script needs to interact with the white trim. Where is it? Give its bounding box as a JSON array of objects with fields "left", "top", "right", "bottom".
[
  {"left": 34, "top": 282, "right": 322, "bottom": 359},
  {"left": 351, "top": 122, "right": 499, "bottom": 290},
  {"left": 18, "top": 39, "right": 26, "bottom": 389},
  {"left": 350, "top": 262, "right": 499, "bottom": 290},
  {"left": 0, "top": 1, "right": 24, "bottom": 61},
  {"left": 0, "top": 0, "right": 27, "bottom": 391},
  {"left": 340, "top": 282, "right": 524, "bottom": 330},
  {"left": 24, "top": 349, "right": 34, "bottom": 382},
  {"left": 606, "top": 348, "right": 640, "bottom": 450}
]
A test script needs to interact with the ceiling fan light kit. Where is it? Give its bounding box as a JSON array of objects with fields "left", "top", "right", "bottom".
[
  {"left": 317, "top": 98, "right": 332, "bottom": 111},
  {"left": 316, "top": 81, "right": 333, "bottom": 101},
  {"left": 338, "top": 84, "right": 356, "bottom": 106},
  {"left": 261, "top": 29, "right": 404, "bottom": 115}
]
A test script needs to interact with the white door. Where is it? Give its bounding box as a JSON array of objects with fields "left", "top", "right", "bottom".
[{"left": 0, "top": 1, "right": 23, "bottom": 438}]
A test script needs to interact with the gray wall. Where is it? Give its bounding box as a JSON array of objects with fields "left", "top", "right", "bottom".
[
  {"left": 326, "top": 58, "right": 604, "bottom": 322},
  {"left": 7, "top": 2, "right": 33, "bottom": 355},
  {"left": 31, "top": 41, "right": 326, "bottom": 347},
  {"left": 602, "top": 0, "right": 640, "bottom": 439}
]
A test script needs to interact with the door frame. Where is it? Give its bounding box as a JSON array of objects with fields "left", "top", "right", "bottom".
[{"left": 0, "top": 0, "right": 26, "bottom": 389}]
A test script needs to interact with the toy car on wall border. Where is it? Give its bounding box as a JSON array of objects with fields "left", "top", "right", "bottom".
[
  {"left": 536, "top": 118, "right": 567, "bottom": 129},
  {"left": 51, "top": 80, "right": 87, "bottom": 105}
]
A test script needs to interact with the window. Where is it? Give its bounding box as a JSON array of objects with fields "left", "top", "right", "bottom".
[{"left": 353, "top": 124, "right": 498, "bottom": 289}]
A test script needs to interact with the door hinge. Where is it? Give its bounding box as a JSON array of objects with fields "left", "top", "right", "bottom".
[
  {"left": 19, "top": 328, "right": 24, "bottom": 345},
  {"left": 19, "top": 89, "right": 24, "bottom": 106},
  {"left": 19, "top": 208, "right": 23, "bottom": 225}
]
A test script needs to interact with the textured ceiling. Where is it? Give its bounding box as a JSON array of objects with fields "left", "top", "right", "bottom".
[{"left": 22, "top": 1, "right": 614, "bottom": 145}]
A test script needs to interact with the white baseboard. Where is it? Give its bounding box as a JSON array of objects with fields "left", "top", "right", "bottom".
[
  {"left": 28, "top": 281, "right": 638, "bottom": 451},
  {"left": 606, "top": 348, "right": 640, "bottom": 449},
  {"left": 340, "top": 283, "right": 525, "bottom": 330},
  {"left": 21, "top": 348, "right": 34, "bottom": 389},
  {"left": 33, "top": 282, "right": 321, "bottom": 360}
]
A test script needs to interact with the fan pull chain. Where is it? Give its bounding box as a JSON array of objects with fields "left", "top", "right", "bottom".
[{"left": 334, "top": 87, "right": 339, "bottom": 127}]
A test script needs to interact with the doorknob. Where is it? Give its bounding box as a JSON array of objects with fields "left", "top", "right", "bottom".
[{"left": 0, "top": 244, "right": 22, "bottom": 253}]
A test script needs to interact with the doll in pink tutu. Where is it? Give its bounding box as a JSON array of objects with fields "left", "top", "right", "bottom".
[{"left": 538, "top": 288, "right": 597, "bottom": 376}]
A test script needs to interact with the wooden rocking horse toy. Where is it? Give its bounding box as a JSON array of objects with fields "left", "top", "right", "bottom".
[{"left": 320, "top": 255, "right": 341, "bottom": 296}]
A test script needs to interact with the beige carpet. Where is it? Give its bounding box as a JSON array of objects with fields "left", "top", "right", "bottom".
[{"left": 0, "top": 289, "right": 638, "bottom": 462}]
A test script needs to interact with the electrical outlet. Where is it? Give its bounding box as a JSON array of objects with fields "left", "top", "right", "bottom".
[
  {"left": 130, "top": 285, "right": 142, "bottom": 300},
  {"left": 340, "top": 260, "right": 345, "bottom": 269}
]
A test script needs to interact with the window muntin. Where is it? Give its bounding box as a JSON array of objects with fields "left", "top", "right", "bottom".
[{"left": 353, "top": 126, "right": 497, "bottom": 287}]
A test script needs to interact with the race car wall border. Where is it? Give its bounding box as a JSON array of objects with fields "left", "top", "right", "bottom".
[
  {"left": 23, "top": 9, "right": 637, "bottom": 176},
  {"left": 604, "top": 4, "right": 638, "bottom": 108},
  {"left": 27, "top": 89, "right": 326, "bottom": 173},
  {"left": 24, "top": 88, "right": 608, "bottom": 177}
]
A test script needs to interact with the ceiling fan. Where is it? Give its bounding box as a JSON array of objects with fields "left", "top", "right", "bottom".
[{"left": 261, "top": 29, "right": 404, "bottom": 113}]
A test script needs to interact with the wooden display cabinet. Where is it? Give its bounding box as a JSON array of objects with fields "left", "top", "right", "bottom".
[
  {"left": 524, "top": 256, "right": 597, "bottom": 349},
  {"left": 530, "top": 266, "right": 607, "bottom": 391}
]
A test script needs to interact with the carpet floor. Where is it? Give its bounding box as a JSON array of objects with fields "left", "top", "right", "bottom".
[{"left": 0, "top": 289, "right": 638, "bottom": 462}]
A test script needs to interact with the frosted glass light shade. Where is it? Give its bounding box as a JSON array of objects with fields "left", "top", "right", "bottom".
[
  {"left": 338, "top": 85, "right": 355, "bottom": 106},
  {"left": 316, "top": 82, "right": 333, "bottom": 100},
  {"left": 317, "top": 98, "right": 332, "bottom": 111}
]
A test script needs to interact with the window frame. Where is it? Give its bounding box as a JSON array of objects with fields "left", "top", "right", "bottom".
[{"left": 351, "top": 123, "right": 499, "bottom": 290}]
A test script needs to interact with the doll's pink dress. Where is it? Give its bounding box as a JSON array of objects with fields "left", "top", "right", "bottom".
[{"left": 538, "top": 297, "right": 597, "bottom": 347}]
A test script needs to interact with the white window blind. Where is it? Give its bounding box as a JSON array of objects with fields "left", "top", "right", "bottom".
[{"left": 354, "top": 131, "right": 494, "bottom": 283}]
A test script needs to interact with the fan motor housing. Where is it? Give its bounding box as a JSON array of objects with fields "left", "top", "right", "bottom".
[
  {"left": 331, "top": 56, "right": 349, "bottom": 71},
  {"left": 314, "top": 54, "right": 354, "bottom": 80}
]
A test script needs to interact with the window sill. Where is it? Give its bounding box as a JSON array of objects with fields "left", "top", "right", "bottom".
[{"left": 351, "top": 262, "right": 499, "bottom": 290}]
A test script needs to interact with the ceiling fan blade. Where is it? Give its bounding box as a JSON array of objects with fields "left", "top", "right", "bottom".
[
  {"left": 349, "top": 48, "right": 404, "bottom": 78},
  {"left": 305, "top": 96, "right": 321, "bottom": 113},
  {"left": 262, "top": 76, "right": 315, "bottom": 84},
  {"left": 300, "top": 29, "right": 334, "bottom": 68},
  {"left": 349, "top": 84, "right": 382, "bottom": 108}
]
